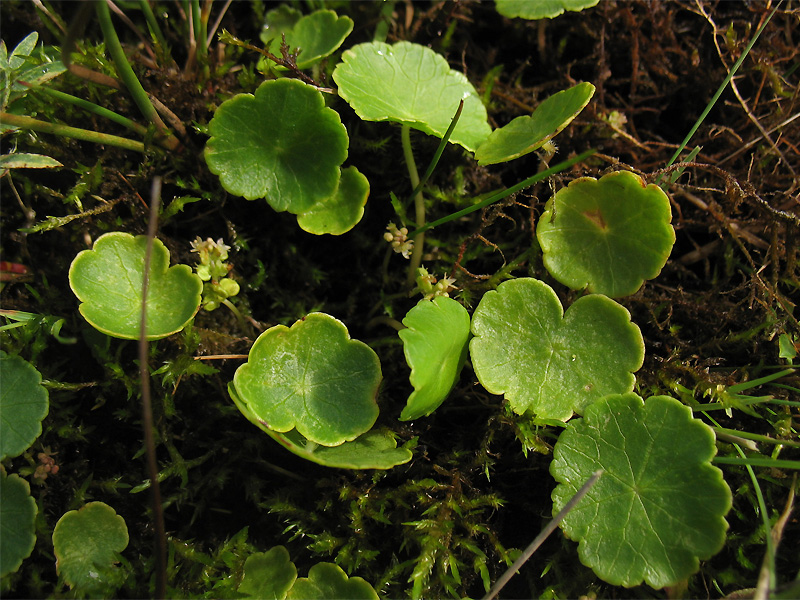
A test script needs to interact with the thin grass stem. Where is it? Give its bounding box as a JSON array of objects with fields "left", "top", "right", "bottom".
[
  {"left": 0, "top": 112, "right": 145, "bottom": 152},
  {"left": 96, "top": 0, "right": 180, "bottom": 151},
  {"left": 656, "top": 5, "right": 778, "bottom": 183},
  {"left": 139, "top": 0, "right": 168, "bottom": 54},
  {"left": 409, "top": 149, "right": 595, "bottom": 238},
  {"left": 29, "top": 84, "right": 148, "bottom": 135}
]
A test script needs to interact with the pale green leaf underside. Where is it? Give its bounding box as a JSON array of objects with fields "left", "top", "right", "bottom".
[
  {"left": 0, "top": 353, "right": 49, "bottom": 460},
  {"left": 551, "top": 394, "right": 732, "bottom": 588},
  {"left": 53, "top": 502, "right": 129, "bottom": 591},
  {"left": 205, "top": 79, "right": 348, "bottom": 212},
  {"left": 230, "top": 383, "right": 410, "bottom": 469},
  {"left": 233, "top": 313, "right": 381, "bottom": 447},
  {"left": 399, "top": 297, "right": 470, "bottom": 420},
  {"left": 239, "top": 546, "right": 297, "bottom": 600},
  {"left": 496, "top": 0, "right": 600, "bottom": 19},
  {"left": 297, "top": 166, "right": 370, "bottom": 235},
  {"left": 333, "top": 41, "right": 491, "bottom": 152},
  {"left": 263, "top": 9, "right": 354, "bottom": 70},
  {"left": 475, "top": 82, "right": 595, "bottom": 165},
  {"left": 287, "top": 563, "right": 379, "bottom": 600},
  {"left": 0, "top": 472, "right": 37, "bottom": 578},
  {"left": 470, "top": 278, "right": 644, "bottom": 421},
  {"left": 536, "top": 170, "right": 676, "bottom": 298},
  {"left": 68, "top": 232, "right": 202, "bottom": 340}
]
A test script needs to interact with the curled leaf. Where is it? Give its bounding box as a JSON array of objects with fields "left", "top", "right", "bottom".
[
  {"left": 230, "top": 383, "right": 412, "bottom": 469},
  {"left": 233, "top": 313, "right": 381, "bottom": 446},
  {"left": 475, "top": 83, "right": 595, "bottom": 165},
  {"left": 399, "top": 297, "right": 470, "bottom": 420}
]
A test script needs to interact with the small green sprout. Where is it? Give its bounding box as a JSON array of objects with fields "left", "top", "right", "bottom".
[{"left": 190, "top": 237, "right": 240, "bottom": 311}]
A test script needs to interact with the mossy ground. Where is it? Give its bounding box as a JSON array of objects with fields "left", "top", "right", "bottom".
[{"left": 1, "top": 1, "right": 798, "bottom": 598}]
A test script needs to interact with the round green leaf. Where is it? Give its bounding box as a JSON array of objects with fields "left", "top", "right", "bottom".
[
  {"left": 333, "top": 41, "right": 491, "bottom": 152},
  {"left": 233, "top": 313, "right": 381, "bottom": 446},
  {"left": 287, "top": 563, "right": 379, "bottom": 600},
  {"left": 229, "top": 383, "right": 411, "bottom": 469},
  {"left": 239, "top": 546, "right": 297, "bottom": 600},
  {"left": 398, "top": 297, "right": 470, "bottom": 421},
  {"left": 0, "top": 353, "right": 49, "bottom": 459},
  {"left": 261, "top": 9, "right": 353, "bottom": 70},
  {"left": 496, "top": 0, "right": 600, "bottom": 19},
  {"left": 205, "top": 79, "right": 348, "bottom": 212},
  {"left": 551, "top": 394, "right": 732, "bottom": 588},
  {"left": 53, "top": 502, "right": 129, "bottom": 591},
  {"left": 475, "top": 83, "right": 595, "bottom": 165},
  {"left": 0, "top": 472, "right": 37, "bottom": 577},
  {"left": 68, "top": 232, "right": 202, "bottom": 340},
  {"left": 297, "top": 166, "right": 370, "bottom": 235},
  {"left": 470, "top": 278, "right": 644, "bottom": 421},
  {"left": 536, "top": 171, "right": 676, "bottom": 298}
]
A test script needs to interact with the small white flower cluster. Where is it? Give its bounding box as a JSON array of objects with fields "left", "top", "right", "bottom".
[
  {"left": 384, "top": 222, "right": 413, "bottom": 259},
  {"left": 416, "top": 267, "right": 457, "bottom": 300}
]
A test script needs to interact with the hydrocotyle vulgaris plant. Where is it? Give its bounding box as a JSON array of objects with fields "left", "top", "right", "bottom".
[
  {"left": 258, "top": 7, "right": 354, "bottom": 72},
  {"left": 68, "top": 232, "right": 202, "bottom": 340},
  {"left": 495, "top": 0, "right": 600, "bottom": 20},
  {"left": 204, "top": 78, "right": 369, "bottom": 234},
  {"left": 237, "top": 545, "right": 379, "bottom": 600},
  {"left": 536, "top": 170, "right": 676, "bottom": 297},
  {"left": 0, "top": 352, "right": 48, "bottom": 578},
  {"left": 469, "top": 277, "right": 645, "bottom": 421},
  {"left": 551, "top": 393, "right": 732, "bottom": 588},
  {"left": 333, "top": 40, "right": 491, "bottom": 282},
  {"left": 228, "top": 313, "right": 412, "bottom": 469}
]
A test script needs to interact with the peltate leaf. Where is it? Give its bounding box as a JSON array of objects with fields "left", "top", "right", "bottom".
[
  {"left": 0, "top": 472, "right": 37, "bottom": 577},
  {"left": 496, "top": 0, "right": 600, "bottom": 19},
  {"left": 297, "top": 166, "right": 370, "bottom": 235},
  {"left": 551, "top": 394, "right": 732, "bottom": 588},
  {"left": 0, "top": 353, "right": 49, "bottom": 459},
  {"left": 475, "top": 83, "right": 595, "bottom": 165},
  {"left": 333, "top": 41, "right": 491, "bottom": 152},
  {"left": 238, "top": 546, "right": 297, "bottom": 599},
  {"left": 470, "top": 278, "right": 643, "bottom": 421},
  {"left": 287, "top": 563, "right": 379, "bottom": 600},
  {"left": 68, "top": 232, "right": 202, "bottom": 340},
  {"left": 399, "top": 296, "right": 470, "bottom": 421},
  {"left": 233, "top": 313, "right": 381, "bottom": 446},
  {"left": 536, "top": 170, "right": 676, "bottom": 297},
  {"left": 205, "top": 79, "right": 348, "bottom": 212},
  {"left": 52, "top": 502, "right": 129, "bottom": 592}
]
